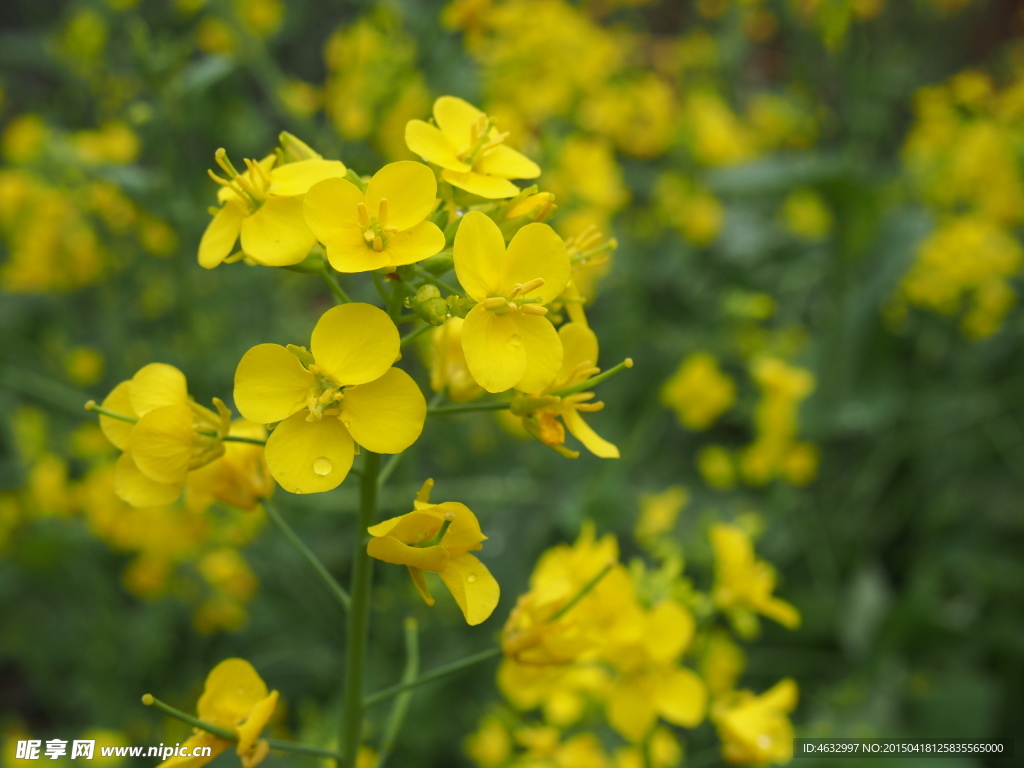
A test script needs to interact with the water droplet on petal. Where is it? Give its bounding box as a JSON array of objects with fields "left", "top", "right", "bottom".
[
  {"left": 342, "top": 420, "right": 352, "bottom": 429},
  {"left": 509, "top": 334, "right": 522, "bottom": 347},
  {"left": 313, "top": 456, "right": 333, "bottom": 476},
  {"left": 467, "top": 574, "right": 477, "bottom": 583}
]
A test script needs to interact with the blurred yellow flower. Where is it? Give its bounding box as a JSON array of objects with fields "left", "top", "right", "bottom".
[
  {"left": 303, "top": 161, "right": 444, "bottom": 272},
  {"left": 367, "top": 479, "right": 499, "bottom": 625},
  {"left": 710, "top": 524, "right": 800, "bottom": 637},
  {"left": 698, "top": 445, "right": 737, "bottom": 490},
  {"left": 454, "top": 211, "right": 569, "bottom": 392},
  {"left": 660, "top": 353, "right": 736, "bottom": 430},
  {"left": 406, "top": 96, "right": 540, "bottom": 198},
  {"left": 636, "top": 486, "right": 688, "bottom": 543},
  {"left": 153, "top": 658, "right": 278, "bottom": 768},
  {"left": 186, "top": 421, "right": 273, "bottom": 512},
  {"left": 233, "top": 303, "right": 426, "bottom": 494},
  {"left": 780, "top": 188, "right": 833, "bottom": 241},
  {"left": 712, "top": 679, "right": 798, "bottom": 766}
]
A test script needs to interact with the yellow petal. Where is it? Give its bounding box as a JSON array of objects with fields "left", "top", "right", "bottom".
[
  {"left": 563, "top": 409, "right": 619, "bottom": 459},
  {"left": 130, "top": 363, "right": 189, "bottom": 416},
  {"left": 607, "top": 677, "right": 657, "bottom": 742},
  {"left": 442, "top": 169, "right": 521, "bottom": 199},
  {"left": 476, "top": 145, "right": 540, "bottom": 180},
  {"left": 303, "top": 177, "right": 364, "bottom": 244},
  {"left": 408, "top": 567, "right": 435, "bottom": 606},
  {"left": 340, "top": 367, "right": 426, "bottom": 454},
  {"left": 557, "top": 323, "right": 599, "bottom": 385},
  {"left": 368, "top": 509, "right": 444, "bottom": 541},
  {"left": 99, "top": 380, "right": 137, "bottom": 450},
  {"left": 240, "top": 196, "right": 316, "bottom": 267},
  {"left": 513, "top": 313, "right": 562, "bottom": 394},
  {"left": 197, "top": 658, "right": 270, "bottom": 725},
  {"left": 405, "top": 119, "right": 469, "bottom": 172},
  {"left": 435, "top": 501, "right": 486, "bottom": 554},
  {"left": 115, "top": 451, "right": 181, "bottom": 507},
  {"left": 264, "top": 412, "right": 354, "bottom": 494},
  {"left": 199, "top": 201, "right": 245, "bottom": 269},
  {"left": 235, "top": 690, "right": 279, "bottom": 756},
  {"left": 645, "top": 601, "right": 695, "bottom": 662},
  {"left": 310, "top": 303, "right": 399, "bottom": 386},
  {"left": 453, "top": 210, "right": 505, "bottom": 302},
  {"left": 761, "top": 678, "right": 799, "bottom": 711},
  {"left": 759, "top": 596, "right": 801, "bottom": 629},
  {"left": 269, "top": 159, "right": 347, "bottom": 197},
  {"left": 654, "top": 667, "right": 707, "bottom": 728},
  {"left": 384, "top": 221, "right": 445, "bottom": 267},
  {"left": 365, "top": 161, "right": 437, "bottom": 231},
  {"left": 438, "top": 552, "right": 500, "bottom": 625},
  {"left": 129, "top": 404, "right": 196, "bottom": 484},
  {"left": 233, "top": 344, "right": 315, "bottom": 425},
  {"left": 324, "top": 229, "right": 390, "bottom": 273},
  {"left": 156, "top": 731, "right": 228, "bottom": 768},
  {"left": 433, "top": 96, "right": 485, "bottom": 149},
  {"left": 461, "top": 303, "right": 525, "bottom": 393},
  {"left": 504, "top": 223, "right": 570, "bottom": 305},
  {"left": 367, "top": 537, "right": 450, "bottom": 571}
]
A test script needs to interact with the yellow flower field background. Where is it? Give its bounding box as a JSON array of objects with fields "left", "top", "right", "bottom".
[{"left": 0, "top": 1, "right": 1021, "bottom": 767}]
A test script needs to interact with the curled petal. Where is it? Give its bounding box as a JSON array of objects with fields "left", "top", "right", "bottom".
[
  {"left": 438, "top": 552, "right": 500, "bottom": 626},
  {"left": 233, "top": 344, "right": 315, "bottom": 425},
  {"left": 563, "top": 409, "right": 619, "bottom": 459},
  {"left": 197, "top": 658, "right": 272, "bottom": 724},
  {"left": 310, "top": 303, "right": 399, "bottom": 386},
  {"left": 367, "top": 536, "right": 449, "bottom": 572},
  {"left": 263, "top": 412, "right": 354, "bottom": 494}
]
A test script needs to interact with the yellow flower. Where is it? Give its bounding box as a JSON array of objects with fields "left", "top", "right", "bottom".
[
  {"left": 199, "top": 145, "right": 347, "bottom": 269},
  {"left": 710, "top": 524, "right": 800, "bottom": 638},
  {"left": 302, "top": 161, "right": 444, "bottom": 272},
  {"left": 700, "top": 630, "right": 746, "bottom": 699},
  {"left": 406, "top": 96, "right": 540, "bottom": 198},
  {"left": 95, "top": 364, "right": 230, "bottom": 508},
  {"left": 636, "top": 486, "right": 688, "bottom": 543},
  {"left": 712, "top": 679, "right": 798, "bottom": 766},
  {"left": 464, "top": 713, "right": 512, "bottom": 768},
  {"left": 454, "top": 211, "right": 570, "bottom": 393},
  {"left": 780, "top": 188, "right": 833, "bottom": 241},
  {"left": 233, "top": 303, "right": 426, "bottom": 494},
  {"left": 367, "top": 479, "right": 499, "bottom": 625},
  {"left": 510, "top": 322, "right": 620, "bottom": 458},
  {"left": 698, "top": 445, "right": 737, "bottom": 489},
  {"left": 154, "top": 658, "right": 278, "bottom": 768},
  {"left": 660, "top": 353, "right": 736, "bottom": 430},
  {"left": 186, "top": 421, "right": 274, "bottom": 513}
]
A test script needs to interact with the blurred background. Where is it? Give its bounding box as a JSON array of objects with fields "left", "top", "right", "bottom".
[{"left": 1, "top": 0, "right": 1022, "bottom": 766}]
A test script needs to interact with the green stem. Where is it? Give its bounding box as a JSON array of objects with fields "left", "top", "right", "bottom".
[
  {"left": 142, "top": 694, "right": 344, "bottom": 761},
  {"left": 319, "top": 268, "right": 352, "bottom": 304},
  {"left": 264, "top": 500, "right": 350, "bottom": 611},
  {"left": 552, "top": 358, "right": 634, "bottom": 398},
  {"left": 427, "top": 401, "right": 511, "bottom": 416},
  {"left": 549, "top": 563, "right": 612, "bottom": 621},
  {"left": 378, "top": 452, "right": 404, "bottom": 490},
  {"left": 221, "top": 434, "right": 267, "bottom": 446},
  {"left": 386, "top": 281, "right": 406, "bottom": 323},
  {"left": 375, "top": 618, "right": 420, "bottom": 768},
  {"left": 372, "top": 271, "right": 390, "bottom": 304},
  {"left": 340, "top": 451, "right": 381, "bottom": 765},
  {"left": 412, "top": 267, "right": 463, "bottom": 297},
  {"left": 363, "top": 647, "right": 502, "bottom": 707},
  {"left": 400, "top": 324, "right": 433, "bottom": 349}
]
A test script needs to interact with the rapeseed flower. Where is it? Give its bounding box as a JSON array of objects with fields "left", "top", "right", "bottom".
[
  {"left": 660, "top": 353, "right": 736, "bottom": 430},
  {"left": 453, "top": 211, "right": 570, "bottom": 393},
  {"left": 427, "top": 317, "right": 485, "bottom": 403},
  {"left": 93, "top": 363, "right": 231, "bottom": 507},
  {"left": 367, "top": 479, "right": 499, "bottom": 625},
  {"left": 510, "top": 322, "right": 620, "bottom": 458},
  {"left": 712, "top": 679, "right": 798, "bottom": 766},
  {"left": 151, "top": 658, "right": 278, "bottom": 768},
  {"left": 303, "top": 161, "right": 444, "bottom": 272},
  {"left": 199, "top": 142, "right": 347, "bottom": 269},
  {"left": 406, "top": 96, "right": 540, "bottom": 198},
  {"left": 233, "top": 303, "right": 426, "bottom": 494},
  {"left": 710, "top": 524, "right": 800, "bottom": 637},
  {"left": 185, "top": 421, "right": 274, "bottom": 513}
]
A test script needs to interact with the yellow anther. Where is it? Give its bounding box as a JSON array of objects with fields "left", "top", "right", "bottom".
[
  {"left": 516, "top": 277, "right": 546, "bottom": 296},
  {"left": 519, "top": 304, "right": 548, "bottom": 316},
  {"left": 373, "top": 235, "right": 383, "bottom": 252},
  {"left": 333, "top": 392, "right": 345, "bottom": 401},
  {"left": 378, "top": 198, "right": 389, "bottom": 225},
  {"left": 357, "top": 202, "right": 371, "bottom": 228},
  {"left": 483, "top": 297, "right": 508, "bottom": 309},
  {"left": 363, "top": 230, "right": 376, "bottom": 243},
  {"left": 317, "top": 390, "right": 336, "bottom": 405}
]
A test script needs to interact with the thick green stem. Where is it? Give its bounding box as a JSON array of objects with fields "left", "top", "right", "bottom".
[
  {"left": 427, "top": 401, "right": 511, "bottom": 416},
  {"left": 142, "top": 695, "right": 343, "bottom": 761},
  {"left": 340, "top": 451, "right": 381, "bottom": 765},
  {"left": 264, "top": 500, "right": 350, "bottom": 611}
]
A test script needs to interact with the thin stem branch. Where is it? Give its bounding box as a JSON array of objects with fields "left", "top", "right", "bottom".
[
  {"left": 375, "top": 618, "right": 420, "bottom": 768},
  {"left": 319, "top": 268, "right": 352, "bottom": 304},
  {"left": 427, "top": 401, "right": 511, "bottom": 416},
  {"left": 378, "top": 452, "right": 404, "bottom": 490},
  {"left": 549, "top": 563, "right": 612, "bottom": 621},
  {"left": 399, "top": 324, "right": 433, "bottom": 349},
  {"left": 84, "top": 401, "right": 137, "bottom": 424},
  {"left": 364, "top": 647, "right": 502, "bottom": 707},
  {"left": 340, "top": 451, "right": 381, "bottom": 765},
  {"left": 264, "top": 500, "right": 350, "bottom": 610},
  {"left": 412, "top": 267, "right": 463, "bottom": 297},
  {"left": 142, "top": 695, "right": 344, "bottom": 761},
  {"left": 221, "top": 434, "right": 267, "bottom": 446},
  {"left": 552, "top": 358, "right": 634, "bottom": 398}
]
